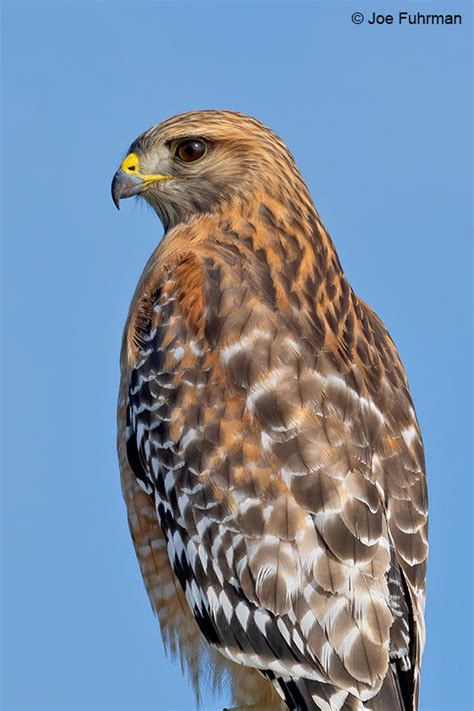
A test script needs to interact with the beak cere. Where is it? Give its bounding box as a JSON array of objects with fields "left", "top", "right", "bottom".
[
  {"left": 111, "top": 168, "right": 145, "bottom": 210},
  {"left": 112, "top": 150, "right": 173, "bottom": 210}
]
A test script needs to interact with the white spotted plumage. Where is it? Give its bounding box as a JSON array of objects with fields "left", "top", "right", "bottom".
[{"left": 116, "top": 111, "right": 427, "bottom": 711}]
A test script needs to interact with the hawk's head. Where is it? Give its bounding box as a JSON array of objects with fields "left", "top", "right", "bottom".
[{"left": 111, "top": 110, "right": 309, "bottom": 230}]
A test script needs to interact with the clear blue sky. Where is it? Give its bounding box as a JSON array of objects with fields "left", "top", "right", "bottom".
[{"left": 2, "top": 2, "right": 472, "bottom": 710}]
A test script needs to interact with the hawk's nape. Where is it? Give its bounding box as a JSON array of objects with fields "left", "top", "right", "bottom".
[{"left": 113, "top": 111, "right": 427, "bottom": 711}]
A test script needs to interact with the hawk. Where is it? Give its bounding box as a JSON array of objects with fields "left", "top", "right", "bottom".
[{"left": 112, "top": 111, "right": 428, "bottom": 711}]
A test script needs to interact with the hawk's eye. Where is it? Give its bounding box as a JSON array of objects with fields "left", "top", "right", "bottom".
[{"left": 175, "top": 139, "right": 207, "bottom": 163}]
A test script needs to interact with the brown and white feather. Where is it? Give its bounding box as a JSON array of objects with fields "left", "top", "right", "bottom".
[{"left": 116, "top": 111, "right": 427, "bottom": 711}]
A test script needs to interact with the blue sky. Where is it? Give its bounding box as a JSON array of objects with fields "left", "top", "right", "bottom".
[{"left": 2, "top": 2, "right": 472, "bottom": 710}]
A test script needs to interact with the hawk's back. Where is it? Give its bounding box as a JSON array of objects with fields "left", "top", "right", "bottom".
[{"left": 118, "top": 195, "right": 427, "bottom": 710}]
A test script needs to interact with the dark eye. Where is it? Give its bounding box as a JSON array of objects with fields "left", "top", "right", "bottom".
[{"left": 175, "top": 139, "right": 207, "bottom": 163}]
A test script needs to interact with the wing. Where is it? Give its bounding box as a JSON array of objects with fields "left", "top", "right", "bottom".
[
  {"left": 125, "top": 248, "right": 427, "bottom": 710},
  {"left": 118, "top": 253, "right": 286, "bottom": 710},
  {"left": 118, "top": 344, "right": 209, "bottom": 688},
  {"left": 358, "top": 304, "right": 428, "bottom": 708}
]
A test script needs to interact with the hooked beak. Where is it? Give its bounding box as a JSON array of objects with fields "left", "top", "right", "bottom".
[
  {"left": 111, "top": 152, "right": 174, "bottom": 210},
  {"left": 111, "top": 168, "right": 145, "bottom": 210}
]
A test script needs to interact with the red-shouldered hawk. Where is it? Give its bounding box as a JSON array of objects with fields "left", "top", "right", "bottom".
[{"left": 112, "top": 111, "right": 428, "bottom": 711}]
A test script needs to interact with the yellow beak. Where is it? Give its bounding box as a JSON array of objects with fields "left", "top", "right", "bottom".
[{"left": 111, "top": 152, "right": 172, "bottom": 209}]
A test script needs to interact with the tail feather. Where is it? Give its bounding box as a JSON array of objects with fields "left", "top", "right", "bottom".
[
  {"left": 369, "top": 665, "right": 405, "bottom": 710},
  {"left": 271, "top": 665, "right": 406, "bottom": 710},
  {"left": 272, "top": 677, "right": 364, "bottom": 711}
]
